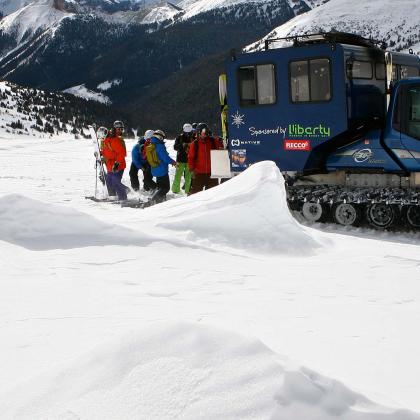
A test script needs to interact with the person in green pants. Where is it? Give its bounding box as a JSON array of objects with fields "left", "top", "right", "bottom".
[{"left": 172, "top": 123, "right": 194, "bottom": 194}]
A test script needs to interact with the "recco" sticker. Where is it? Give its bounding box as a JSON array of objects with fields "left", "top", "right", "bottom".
[{"left": 284, "top": 140, "right": 311, "bottom": 151}]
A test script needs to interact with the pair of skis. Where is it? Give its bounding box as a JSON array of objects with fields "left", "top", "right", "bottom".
[
  {"left": 84, "top": 195, "right": 151, "bottom": 208},
  {"left": 88, "top": 124, "right": 109, "bottom": 199}
]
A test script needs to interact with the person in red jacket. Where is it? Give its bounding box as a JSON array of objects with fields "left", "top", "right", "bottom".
[
  {"left": 188, "top": 122, "right": 223, "bottom": 195},
  {"left": 101, "top": 120, "right": 128, "bottom": 200}
]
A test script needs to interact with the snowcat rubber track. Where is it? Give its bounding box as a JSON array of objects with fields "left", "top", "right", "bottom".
[{"left": 286, "top": 185, "right": 420, "bottom": 230}]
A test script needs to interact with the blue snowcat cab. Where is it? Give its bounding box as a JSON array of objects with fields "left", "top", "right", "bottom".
[{"left": 220, "top": 32, "right": 420, "bottom": 229}]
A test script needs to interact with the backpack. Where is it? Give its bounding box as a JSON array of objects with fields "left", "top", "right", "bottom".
[{"left": 145, "top": 142, "right": 160, "bottom": 168}]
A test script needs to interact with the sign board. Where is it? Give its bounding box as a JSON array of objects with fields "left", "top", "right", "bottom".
[{"left": 211, "top": 150, "right": 231, "bottom": 178}]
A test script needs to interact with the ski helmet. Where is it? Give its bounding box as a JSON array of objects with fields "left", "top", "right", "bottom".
[
  {"left": 113, "top": 120, "right": 124, "bottom": 129},
  {"left": 153, "top": 129, "right": 166, "bottom": 140},
  {"left": 96, "top": 126, "right": 108, "bottom": 140},
  {"left": 144, "top": 129, "right": 154, "bottom": 140},
  {"left": 197, "top": 122, "right": 209, "bottom": 136},
  {"left": 183, "top": 123, "right": 193, "bottom": 133}
]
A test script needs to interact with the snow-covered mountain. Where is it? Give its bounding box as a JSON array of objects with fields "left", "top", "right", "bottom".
[
  {"left": 0, "top": 80, "right": 133, "bottom": 138},
  {"left": 0, "top": 0, "right": 31, "bottom": 16},
  {"left": 141, "top": 1, "right": 183, "bottom": 24},
  {"left": 141, "top": 0, "right": 315, "bottom": 24},
  {"left": 248, "top": 0, "right": 420, "bottom": 53},
  {"left": 0, "top": 0, "right": 316, "bottom": 41},
  {"left": 0, "top": 0, "right": 149, "bottom": 16},
  {"left": 0, "top": 0, "right": 308, "bottom": 113},
  {"left": 0, "top": 0, "right": 70, "bottom": 44}
]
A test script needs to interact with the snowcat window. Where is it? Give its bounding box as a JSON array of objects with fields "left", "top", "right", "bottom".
[
  {"left": 348, "top": 60, "right": 372, "bottom": 79},
  {"left": 238, "top": 64, "right": 276, "bottom": 107},
  {"left": 290, "top": 61, "right": 310, "bottom": 102},
  {"left": 310, "top": 59, "right": 331, "bottom": 101},
  {"left": 375, "top": 62, "right": 386, "bottom": 80},
  {"left": 400, "top": 66, "right": 419, "bottom": 79},
  {"left": 257, "top": 64, "right": 276, "bottom": 105},
  {"left": 392, "top": 90, "right": 402, "bottom": 131},
  {"left": 290, "top": 58, "right": 331, "bottom": 103},
  {"left": 392, "top": 65, "right": 397, "bottom": 81},
  {"left": 238, "top": 66, "right": 257, "bottom": 106},
  {"left": 406, "top": 86, "right": 420, "bottom": 140}
]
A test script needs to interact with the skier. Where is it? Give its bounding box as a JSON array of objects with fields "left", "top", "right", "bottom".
[
  {"left": 129, "top": 129, "right": 157, "bottom": 192},
  {"left": 146, "top": 129, "right": 176, "bottom": 204},
  {"left": 172, "top": 123, "right": 194, "bottom": 194},
  {"left": 101, "top": 120, "right": 128, "bottom": 201},
  {"left": 188, "top": 122, "right": 223, "bottom": 195}
]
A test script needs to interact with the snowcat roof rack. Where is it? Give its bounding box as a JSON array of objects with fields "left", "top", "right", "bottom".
[{"left": 264, "top": 32, "right": 387, "bottom": 51}]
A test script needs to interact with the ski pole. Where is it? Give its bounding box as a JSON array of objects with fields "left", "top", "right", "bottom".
[{"left": 95, "top": 160, "right": 98, "bottom": 198}]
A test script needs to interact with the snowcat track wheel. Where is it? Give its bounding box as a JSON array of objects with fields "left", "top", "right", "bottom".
[
  {"left": 287, "top": 198, "right": 301, "bottom": 212},
  {"left": 406, "top": 205, "right": 420, "bottom": 229},
  {"left": 302, "top": 202, "right": 329, "bottom": 223},
  {"left": 333, "top": 202, "right": 362, "bottom": 227},
  {"left": 366, "top": 203, "right": 396, "bottom": 229}
]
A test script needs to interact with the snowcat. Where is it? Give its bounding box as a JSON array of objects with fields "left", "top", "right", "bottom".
[{"left": 218, "top": 32, "right": 420, "bottom": 229}]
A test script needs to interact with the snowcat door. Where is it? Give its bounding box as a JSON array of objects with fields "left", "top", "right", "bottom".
[
  {"left": 219, "top": 74, "right": 228, "bottom": 147},
  {"left": 385, "top": 52, "right": 393, "bottom": 109},
  {"left": 399, "top": 82, "right": 420, "bottom": 167},
  {"left": 386, "top": 80, "right": 420, "bottom": 171}
]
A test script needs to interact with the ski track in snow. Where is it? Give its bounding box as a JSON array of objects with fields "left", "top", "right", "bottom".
[{"left": 1, "top": 135, "right": 420, "bottom": 418}]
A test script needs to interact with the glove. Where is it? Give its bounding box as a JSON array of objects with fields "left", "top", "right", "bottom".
[{"left": 112, "top": 162, "right": 120, "bottom": 172}]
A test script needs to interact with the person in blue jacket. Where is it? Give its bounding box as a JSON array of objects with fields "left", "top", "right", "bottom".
[
  {"left": 129, "top": 129, "right": 157, "bottom": 192},
  {"left": 149, "top": 129, "right": 176, "bottom": 204}
]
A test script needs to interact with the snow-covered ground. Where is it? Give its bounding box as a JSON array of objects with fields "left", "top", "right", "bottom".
[{"left": 1, "top": 134, "right": 420, "bottom": 418}]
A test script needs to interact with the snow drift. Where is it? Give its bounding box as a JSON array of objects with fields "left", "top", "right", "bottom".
[
  {"left": 155, "top": 161, "right": 322, "bottom": 255},
  {"left": 2, "top": 322, "right": 418, "bottom": 420},
  {"left": 0, "top": 194, "right": 153, "bottom": 250}
]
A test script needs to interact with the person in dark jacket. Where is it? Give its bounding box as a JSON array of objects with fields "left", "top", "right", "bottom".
[
  {"left": 149, "top": 130, "right": 176, "bottom": 204},
  {"left": 187, "top": 122, "right": 223, "bottom": 195},
  {"left": 129, "top": 129, "right": 157, "bottom": 192},
  {"left": 172, "top": 123, "right": 194, "bottom": 194}
]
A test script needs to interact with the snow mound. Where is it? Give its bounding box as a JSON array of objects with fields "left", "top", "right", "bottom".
[
  {"left": 0, "top": 194, "right": 152, "bottom": 250},
  {"left": 2, "top": 322, "right": 418, "bottom": 420},
  {"left": 156, "top": 161, "right": 321, "bottom": 255}
]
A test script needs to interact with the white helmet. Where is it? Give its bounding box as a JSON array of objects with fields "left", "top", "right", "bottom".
[
  {"left": 96, "top": 126, "right": 108, "bottom": 140},
  {"left": 183, "top": 123, "right": 193, "bottom": 133},
  {"left": 153, "top": 129, "right": 166, "bottom": 141},
  {"left": 144, "top": 129, "right": 154, "bottom": 140}
]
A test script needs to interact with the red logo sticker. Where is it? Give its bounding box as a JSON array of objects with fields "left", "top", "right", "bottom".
[{"left": 284, "top": 140, "right": 311, "bottom": 151}]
